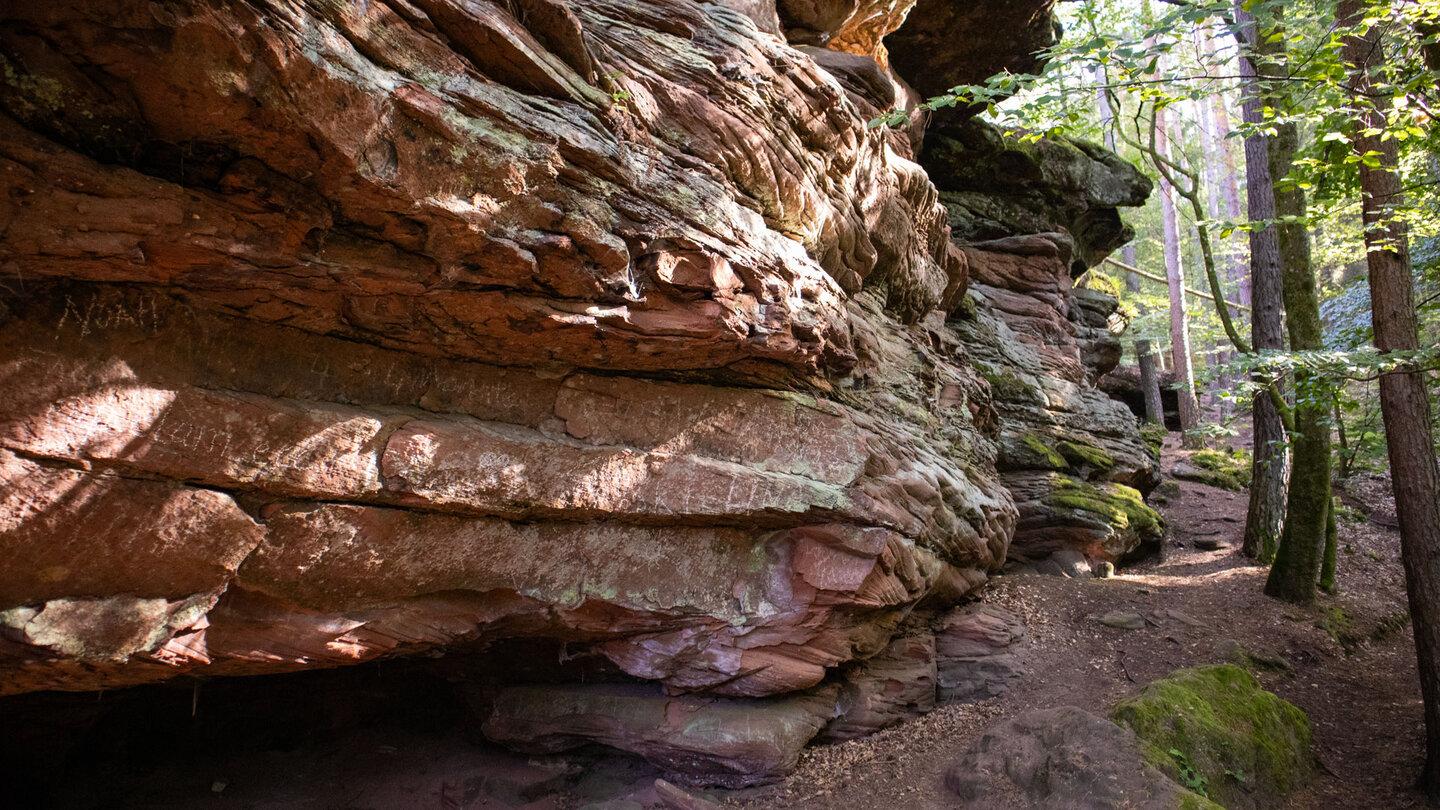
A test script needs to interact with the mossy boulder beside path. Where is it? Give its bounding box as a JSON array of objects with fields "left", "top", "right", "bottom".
[
  {"left": 948, "top": 664, "right": 1310, "bottom": 809},
  {"left": 1113, "top": 664, "right": 1314, "bottom": 809},
  {"left": 945, "top": 705, "right": 1225, "bottom": 810}
]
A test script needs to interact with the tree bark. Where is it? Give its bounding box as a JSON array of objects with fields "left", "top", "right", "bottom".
[
  {"left": 1263, "top": 108, "right": 1330, "bottom": 604},
  {"left": 1321, "top": 495, "right": 1338, "bottom": 593},
  {"left": 1256, "top": 3, "right": 1330, "bottom": 604},
  {"left": 1235, "top": 2, "right": 1289, "bottom": 561},
  {"left": 1138, "top": 339, "right": 1165, "bottom": 427},
  {"left": 1155, "top": 107, "right": 1204, "bottom": 448},
  {"left": 1341, "top": 1, "right": 1440, "bottom": 794}
]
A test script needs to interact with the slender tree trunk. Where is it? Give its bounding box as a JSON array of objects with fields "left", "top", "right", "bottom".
[
  {"left": 1321, "top": 495, "right": 1338, "bottom": 593},
  {"left": 1334, "top": 396, "right": 1354, "bottom": 479},
  {"left": 1264, "top": 107, "right": 1330, "bottom": 603},
  {"left": 1138, "top": 339, "right": 1165, "bottom": 427},
  {"left": 1236, "top": 2, "right": 1289, "bottom": 561},
  {"left": 1156, "top": 107, "right": 1203, "bottom": 448},
  {"left": 1342, "top": 1, "right": 1440, "bottom": 794},
  {"left": 1198, "top": 29, "right": 1244, "bottom": 416},
  {"left": 1255, "top": 3, "right": 1330, "bottom": 604},
  {"left": 1197, "top": 23, "right": 1249, "bottom": 314},
  {"left": 1092, "top": 64, "right": 1118, "bottom": 154}
]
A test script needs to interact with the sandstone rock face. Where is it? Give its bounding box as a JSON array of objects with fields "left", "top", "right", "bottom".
[
  {"left": 0, "top": 289, "right": 1009, "bottom": 697},
  {"left": 0, "top": 0, "right": 1154, "bottom": 786},
  {"left": 924, "top": 128, "right": 1164, "bottom": 569},
  {"left": 935, "top": 603, "right": 1026, "bottom": 703},
  {"left": 886, "top": 0, "right": 1059, "bottom": 99},
  {"left": 948, "top": 236, "right": 1164, "bottom": 568},
  {"left": 485, "top": 601, "right": 1027, "bottom": 777},
  {"left": 926, "top": 117, "right": 1154, "bottom": 273},
  {"left": 483, "top": 683, "right": 841, "bottom": 788},
  {"left": 820, "top": 632, "right": 937, "bottom": 742}
]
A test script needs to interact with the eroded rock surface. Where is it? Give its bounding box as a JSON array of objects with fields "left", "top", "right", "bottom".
[
  {"left": 948, "top": 237, "right": 1163, "bottom": 568},
  {"left": 928, "top": 130, "right": 1164, "bottom": 570},
  {"left": 0, "top": 0, "right": 1155, "bottom": 787},
  {"left": 935, "top": 603, "right": 1027, "bottom": 703},
  {"left": 483, "top": 683, "right": 840, "bottom": 788},
  {"left": 925, "top": 117, "right": 1154, "bottom": 273},
  {"left": 945, "top": 705, "right": 1218, "bottom": 810}
]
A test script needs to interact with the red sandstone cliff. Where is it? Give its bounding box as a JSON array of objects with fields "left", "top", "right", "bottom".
[{"left": 0, "top": 0, "right": 1153, "bottom": 784}]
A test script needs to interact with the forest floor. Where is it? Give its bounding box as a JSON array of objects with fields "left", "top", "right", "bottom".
[
  {"left": 38, "top": 439, "right": 1432, "bottom": 810},
  {"left": 729, "top": 436, "right": 1431, "bottom": 810}
]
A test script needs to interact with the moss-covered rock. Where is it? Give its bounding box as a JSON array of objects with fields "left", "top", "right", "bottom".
[
  {"left": 1141, "top": 423, "right": 1169, "bottom": 456},
  {"left": 980, "top": 367, "right": 1037, "bottom": 404},
  {"left": 1057, "top": 439, "right": 1116, "bottom": 472},
  {"left": 1176, "top": 449, "right": 1253, "bottom": 492},
  {"left": 947, "top": 705, "right": 1225, "bottom": 810},
  {"left": 1047, "top": 477, "right": 1164, "bottom": 549},
  {"left": 1112, "top": 664, "right": 1312, "bottom": 809},
  {"left": 1018, "top": 433, "right": 1068, "bottom": 469}
]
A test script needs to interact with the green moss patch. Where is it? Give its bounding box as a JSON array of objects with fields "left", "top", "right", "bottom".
[
  {"left": 1018, "top": 433, "right": 1067, "bottom": 469},
  {"left": 1187, "top": 449, "right": 1253, "bottom": 492},
  {"left": 1316, "top": 605, "right": 1367, "bottom": 654},
  {"left": 979, "top": 368, "right": 1035, "bottom": 403},
  {"left": 1049, "top": 478, "right": 1163, "bottom": 539},
  {"left": 1057, "top": 439, "right": 1116, "bottom": 472},
  {"left": 1141, "top": 423, "right": 1169, "bottom": 455},
  {"left": 1113, "top": 665, "right": 1312, "bottom": 809}
]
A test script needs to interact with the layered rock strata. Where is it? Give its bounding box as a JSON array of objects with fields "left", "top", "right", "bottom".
[
  {"left": 0, "top": 0, "right": 1155, "bottom": 786},
  {"left": 0, "top": 0, "right": 1010, "bottom": 696},
  {"left": 484, "top": 602, "right": 1027, "bottom": 785},
  {"left": 927, "top": 123, "right": 1164, "bottom": 568}
]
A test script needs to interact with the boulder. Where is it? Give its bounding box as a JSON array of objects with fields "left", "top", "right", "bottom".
[
  {"left": 482, "top": 683, "right": 838, "bottom": 788},
  {"left": 935, "top": 604, "right": 1027, "bottom": 702},
  {"left": 945, "top": 705, "right": 1221, "bottom": 809},
  {"left": 1112, "top": 665, "right": 1313, "bottom": 809}
]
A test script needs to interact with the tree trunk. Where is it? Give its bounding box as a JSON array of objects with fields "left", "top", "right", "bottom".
[
  {"left": 1235, "top": 2, "right": 1289, "bottom": 561},
  {"left": 1263, "top": 108, "right": 1330, "bottom": 604},
  {"left": 1341, "top": 1, "right": 1440, "bottom": 794},
  {"left": 1138, "top": 339, "right": 1165, "bottom": 427},
  {"left": 1197, "top": 23, "right": 1249, "bottom": 313},
  {"left": 1321, "top": 495, "right": 1338, "bottom": 593},
  {"left": 1155, "top": 107, "right": 1203, "bottom": 448},
  {"left": 1257, "top": 3, "right": 1330, "bottom": 605}
]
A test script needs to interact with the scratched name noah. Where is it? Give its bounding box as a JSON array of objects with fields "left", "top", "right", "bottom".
[{"left": 57, "top": 294, "right": 163, "bottom": 337}]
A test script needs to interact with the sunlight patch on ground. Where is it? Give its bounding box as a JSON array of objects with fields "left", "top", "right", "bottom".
[{"left": 1113, "top": 564, "right": 1269, "bottom": 589}]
